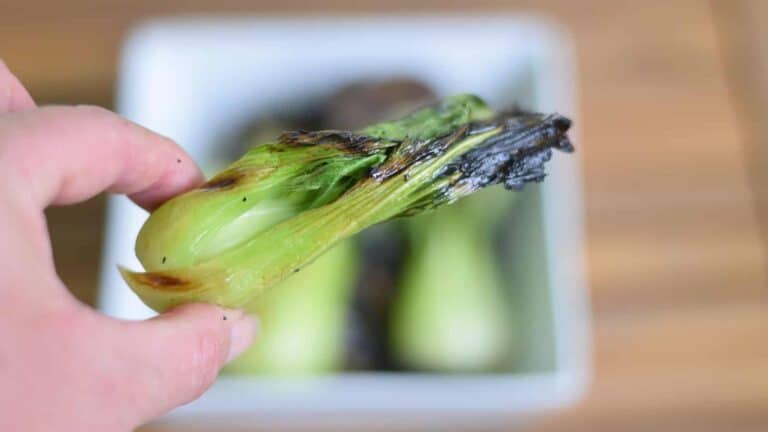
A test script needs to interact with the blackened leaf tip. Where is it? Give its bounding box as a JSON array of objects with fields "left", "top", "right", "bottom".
[{"left": 552, "top": 115, "right": 572, "bottom": 132}]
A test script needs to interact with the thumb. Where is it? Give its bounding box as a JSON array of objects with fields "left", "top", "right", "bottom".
[{"left": 121, "top": 303, "right": 257, "bottom": 421}]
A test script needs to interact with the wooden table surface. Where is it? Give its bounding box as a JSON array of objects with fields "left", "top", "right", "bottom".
[{"left": 2, "top": 1, "right": 766, "bottom": 431}]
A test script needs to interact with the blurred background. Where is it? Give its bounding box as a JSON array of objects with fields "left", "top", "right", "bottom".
[{"left": 2, "top": 0, "right": 767, "bottom": 431}]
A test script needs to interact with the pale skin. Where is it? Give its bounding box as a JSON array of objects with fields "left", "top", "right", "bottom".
[{"left": 0, "top": 61, "right": 258, "bottom": 431}]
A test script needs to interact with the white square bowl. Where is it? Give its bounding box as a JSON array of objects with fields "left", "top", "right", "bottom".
[{"left": 98, "top": 15, "right": 591, "bottom": 423}]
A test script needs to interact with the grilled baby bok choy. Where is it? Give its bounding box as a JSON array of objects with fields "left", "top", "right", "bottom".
[
  {"left": 120, "top": 94, "right": 573, "bottom": 312},
  {"left": 391, "top": 188, "right": 516, "bottom": 372},
  {"left": 224, "top": 240, "right": 357, "bottom": 375}
]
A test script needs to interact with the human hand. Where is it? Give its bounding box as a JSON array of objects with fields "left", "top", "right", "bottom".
[{"left": 0, "top": 61, "right": 258, "bottom": 431}]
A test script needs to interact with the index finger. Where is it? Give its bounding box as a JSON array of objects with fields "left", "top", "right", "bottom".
[
  {"left": 0, "top": 105, "right": 203, "bottom": 210},
  {"left": 0, "top": 59, "right": 36, "bottom": 114}
]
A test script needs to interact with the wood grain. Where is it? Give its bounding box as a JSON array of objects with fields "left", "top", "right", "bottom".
[
  {"left": 1, "top": 0, "right": 766, "bottom": 431},
  {"left": 713, "top": 0, "right": 768, "bottom": 265}
]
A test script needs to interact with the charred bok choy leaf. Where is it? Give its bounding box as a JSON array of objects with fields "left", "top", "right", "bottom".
[{"left": 120, "top": 94, "right": 573, "bottom": 312}]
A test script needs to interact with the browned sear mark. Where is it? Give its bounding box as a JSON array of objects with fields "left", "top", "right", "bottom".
[
  {"left": 371, "top": 124, "right": 470, "bottom": 182},
  {"left": 132, "top": 272, "right": 191, "bottom": 292},
  {"left": 202, "top": 172, "right": 244, "bottom": 191},
  {"left": 279, "top": 130, "right": 382, "bottom": 153}
]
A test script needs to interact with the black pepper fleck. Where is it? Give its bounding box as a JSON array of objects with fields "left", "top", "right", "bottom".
[
  {"left": 176, "top": 158, "right": 181, "bottom": 163},
  {"left": 242, "top": 197, "right": 247, "bottom": 202},
  {"left": 161, "top": 256, "right": 167, "bottom": 264},
  {"left": 223, "top": 315, "right": 227, "bottom": 321}
]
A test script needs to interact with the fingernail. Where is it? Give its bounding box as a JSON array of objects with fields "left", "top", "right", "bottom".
[{"left": 227, "top": 313, "right": 258, "bottom": 363}]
